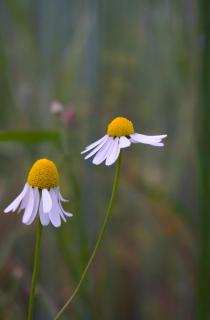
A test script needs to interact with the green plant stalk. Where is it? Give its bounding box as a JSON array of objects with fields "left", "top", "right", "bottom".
[
  {"left": 197, "top": 1, "right": 210, "bottom": 319},
  {"left": 27, "top": 221, "right": 43, "bottom": 320},
  {"left": 54, "top": 153, "right": 122, "bottom": 320}
]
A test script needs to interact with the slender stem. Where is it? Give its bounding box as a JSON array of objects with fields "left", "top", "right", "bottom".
[
  {"left": 27, "top": 221, "right": 43, "bottom": 320},
  {"left": 54, "top": 153, "right": 122, "bottom": 320},
  {"left": 197, "top": 1, "right": 210, "bottom": 319}
]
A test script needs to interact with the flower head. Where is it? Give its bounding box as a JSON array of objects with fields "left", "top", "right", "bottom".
[
  {"left": 4, "top": 159, "right": 73, "bottom": 227},
  {"left": 81, "top": 116, "right": 167, "bottom": 166}
]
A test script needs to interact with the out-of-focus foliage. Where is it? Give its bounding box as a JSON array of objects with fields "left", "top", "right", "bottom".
[{"left": 0, "top": 0, "right": 201, "bottom": 319}]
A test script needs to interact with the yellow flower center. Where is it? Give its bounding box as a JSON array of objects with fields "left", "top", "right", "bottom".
[
  {"left": 107, "top": 116, "right": 134, "bottom": 137},
  {"left": 27, "top": 159, "right": 59, "bottom": 189}
]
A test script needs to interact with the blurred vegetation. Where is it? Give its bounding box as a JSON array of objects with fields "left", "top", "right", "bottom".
[{"left": 0, "top": 0, "right": 205, "bottom": 319}]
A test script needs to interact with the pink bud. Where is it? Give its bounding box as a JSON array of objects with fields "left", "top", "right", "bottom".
[{"left": 50, "top": 100, "right": 63, "bottom": 115}]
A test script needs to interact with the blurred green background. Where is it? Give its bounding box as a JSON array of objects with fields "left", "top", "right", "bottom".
[{"left": 0, "top": 0, "right": 208, "bottom": 319}]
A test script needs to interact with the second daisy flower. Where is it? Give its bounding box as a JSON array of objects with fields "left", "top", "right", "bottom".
[{"left": 82, "top": 116, "right": 167, "bottom": 166}]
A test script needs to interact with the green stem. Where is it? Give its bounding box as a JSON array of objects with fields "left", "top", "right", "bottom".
[
  {"left": 197, "top": 1, "right": 210, "bottom": 319},
  {"left": 54, "top": 153, "right": 122, "bottom": 320},
  {"left": 27, "top": 221, "right": 43, "bottom": 320}
]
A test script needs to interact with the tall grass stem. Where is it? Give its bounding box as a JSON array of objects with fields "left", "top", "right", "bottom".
[{"left": 197, "top": 0, "right": 210, "bottom": 318}]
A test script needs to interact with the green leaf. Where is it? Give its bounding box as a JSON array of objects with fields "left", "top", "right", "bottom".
[{"left": 0, "top": 131, "right": 61, "bottom": 145}]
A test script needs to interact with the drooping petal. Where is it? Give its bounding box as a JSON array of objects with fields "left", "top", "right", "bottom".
[
  {"left": 51, "top": 189, "right": 66, "bottom": 222},
  {"left": 81, "top": 135, "right": 108, "bottom": 154},
  {"left": 42, "top": 189, "right": 52, "bottom": 213},
  {"left": 49, "top": 207, "right": 61, "bottom": 227},
  {"left": 92, "top": 137, "right": 114, "bottom": 165},
  {"left": 18, "top": 186, "right": 30, "bottom": 213},
  {"left": 58, "top": 188, "right": 68, "bottom": 202},
  {"left": 54, "top": 188, "right": 73, "bottom": 218},
  {"left": 61, "top": 207, "right": 73, "bottom": 217},
  {"left": 25, "top": 188, "right": 39, "bottom": 225},
  {"left": 130, "top": 133, "right": 167, "bottom": 147},
  {"left": 119, "top": 136, "right": 131, "bottom": 149},
  {"left": 105, "top": 138, "right": 120, "bottom": 166},
  {"left": 48, "top": 189, "right": 61, "bottom": 227},
  {"left": 39, "top": 200, "right": 50, "bottom": 226},
  {"left": 4, "top": 183, "right": 29, "bottom": 213},
  {"left": 59, "top": 204, "right": 73, "bottom": 218},
  {"left": 84, "top": 136, "right": 109, "bottom": 159},
  {"left": 22, "top": 187, "right": 34, "bottom": 224}
]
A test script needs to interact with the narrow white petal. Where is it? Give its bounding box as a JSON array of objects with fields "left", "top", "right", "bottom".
[
  {"left": 84, "top": 137, "right": 108, "bottom": 159},
  {"left": 130, "top": 137, "right": 138, "bottom": 144},
  {"left": 149, "top": 142, "right": 164, "bottom": 147},
  {"left": 119, "top": 136, "right": 131, "bottom": 149},
  {"left": 59, "top": 204, "right": 73, "bottom": 218},
  {"left": 49, "top": 189, "right": 61, "bottom": 227},
  {"left": 61, "top": 209, "right": 73, "bottom": 217},
  {"left": 18, "top": 186, "right": 30, "bottom": 213},
  {"left": 92, "top": 138, "right": 114, "bottom": 165},
  {"left": 25, "top": 188, "right": 39, "bottom": 225},
  {"left": 54, "top": 188, "right": 73, "bottom": 218},
  {"left": 52, "top": 189, "right": 66, "bottom": 221},
  {"left": 39, "top": 201, "right": 50, "bottom": 226},
  {"left": 58, "top": 188, "right": 68, "bottom": 202},
  {"left": 81, "top": 135, "right": 108, "bottom": 154},
  {"left": 49, "top": 209, "right": 61, "bottom": 226},
  {"left": 42, "top": 189, "right": 52, "bottom": 213},
  {"left": 130, "top": 133, "right": 167, "bottom": 147},
  {"left": 4, "top": 184, "right": 29, "bottom": 213},
  {"left": 22, "top": 187, "right": 34, "bottom": 224},
  {"left": 105, "top": 138, "right": 120, "bottom": 166}
]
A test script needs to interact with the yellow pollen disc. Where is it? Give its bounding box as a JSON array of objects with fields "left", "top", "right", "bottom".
[
  {"left": 107, "top": 116, "right": 134, "bottom": 137},
  {"left": 27, "top": 159, "right": 59, "bottom": 189}
]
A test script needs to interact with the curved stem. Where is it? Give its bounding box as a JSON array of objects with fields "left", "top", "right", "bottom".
[
  {"left": 27, "top": 221, "right": 43, "bottom": 320},
  {"left": 54, "top": 153, "right": 122, "bottom": 320}
]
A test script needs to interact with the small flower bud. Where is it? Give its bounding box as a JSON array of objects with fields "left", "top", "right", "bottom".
[{"left": 50, "top": 100, "right": 64, "bottom": 115}]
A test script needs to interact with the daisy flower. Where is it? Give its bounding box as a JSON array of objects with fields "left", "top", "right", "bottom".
[
  {"left": 4, "top": 159, "right": 73, "bottom": 227},
  {"left": 81, "top": 116, "right": 167, "bottom": 166}
]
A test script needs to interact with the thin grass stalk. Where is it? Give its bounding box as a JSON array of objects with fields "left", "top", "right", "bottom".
[{"left": 197, "top": 0, "right": 210, "bottom": 318}]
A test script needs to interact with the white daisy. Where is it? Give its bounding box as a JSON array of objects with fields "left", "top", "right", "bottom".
[
  {"left": 81, "top": 116, "right": 167, "bottom": 166},
  {"left": 4, "top": 159, "right": 73, "bottom": 227}
]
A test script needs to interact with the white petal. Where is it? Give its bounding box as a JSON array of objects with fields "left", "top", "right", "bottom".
[
  {"left": 25, "top": 188, "right": 39, "bottom": 225},
  {"left": 148, "top": 142, "right": 164, "bottom": 146},
  {"left": 84, "top": 137, "right": 108, "bottom": 159},
  {"left": 4, "top": 183, "right": 29, "bottom": 213},
  {"left": 105, "top": 138, "right": 120, "bottom": 166},
  {"left": 81, "top": 135, "right": 108, "bottom": 154},
  {"left": 58, "top": 188, "right": 68, "bottom": 202},
  {"left": 130, "top": 133, "right": 167, "bottom": 147},
  {"left": 51, "top": 189, "right": 66, "bottom": 222},
  {"left": 61, "top": 209, "right": 73, "bottom": 217},
  {"left": 22, "top": 187, "right": 34, "bottom": 224},
  {"left": 39, "top": 201, "right": 50, "bottom": 226},
  {"left": 55, "top": 188, "right": 73, "bottom": 218},
  {"left": 130, "top": 137, "right": 138, "bottom": 144},
  {"left": 119, "top": 136, "right": 131, "bottom": 149},
  {"left": 42, "top": 189, "right": 52, "bottom": 213},
  {"left": 59, "top": 202, "right": 73, "bottom": 218},
  {"left": 92, "top": 138, "right": 114, "bottom": 165},
  {"left": 49, "top": 189, "right": 61, "bottom": 227},
  {"left": 18, "top": 186, "right": 30, "bottom": 213}
]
